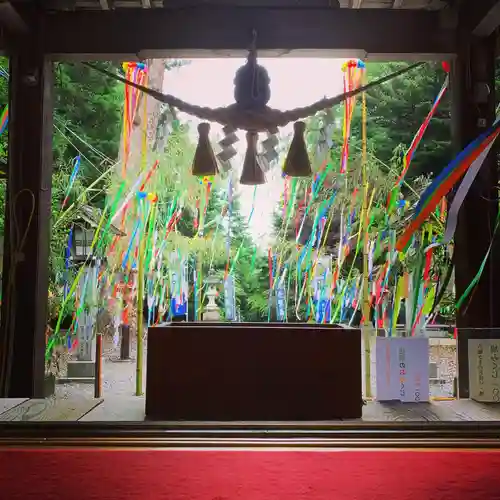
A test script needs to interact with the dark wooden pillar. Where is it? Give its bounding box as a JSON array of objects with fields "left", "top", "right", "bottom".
[
  {"left": 451, "top": 33, "right": 498, "bottom": 398},
  {"left": 0, "top": 13, "right": 53, "bottom": 397}
]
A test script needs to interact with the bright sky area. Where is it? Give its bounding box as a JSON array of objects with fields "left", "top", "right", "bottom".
[{"left": 164, "top": 58, "right": 345, "bottom": 245}]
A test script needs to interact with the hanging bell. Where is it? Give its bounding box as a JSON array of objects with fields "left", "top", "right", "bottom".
[
  {"left": 192, "top": 122, "right": 219, "bottom": 177},
  {"left": 283, "top": 121, "right": 312, "bottom": 178},
  {"left": 240, "top": 131, "right": 266, "bottom": 185}
]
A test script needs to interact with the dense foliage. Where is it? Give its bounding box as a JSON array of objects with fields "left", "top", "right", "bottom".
[
  {"left": 353, "top": 61, "right": 452, "bottom": 179},
  {"left": 0, "top": 59, "right": 123, "bottom": 319},
  {"left": 147, "top": 123, "right": 272, "bottom": 322},
  {"left": 0, "top": 59, "right": 462, "bottom": 324},
  {"left": 271, "top": 61, "right": 455, "bottom": 322}
]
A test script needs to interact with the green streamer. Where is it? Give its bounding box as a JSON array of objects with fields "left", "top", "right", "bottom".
[
  {"left": 96, "top": 181, "right": 126, "bottom": 254},
  {"left": 144, "top": 201, "right": 157, "bottom": 272},
  {"left": 47, "top": 204, "right": 110, "bottom": 358},
  {"left": 456, "top": 212, "right": 500, "bottom": 311},
  {"left": 410, "top": 231, "right": 428, "bottom": 330}
]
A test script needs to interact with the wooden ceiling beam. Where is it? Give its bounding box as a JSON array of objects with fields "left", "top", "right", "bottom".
[
  {"left": 0, "top": 1, "right": 29, "bottom": 34},
  {"left": 472, "top": 1, "right": 500, "bottom": 37},
  {"left": 460, "top": 0, "right": 500, "bottom": 38},
  {"left": 41, "top": 6, "right": 456, "bottom": 60}
]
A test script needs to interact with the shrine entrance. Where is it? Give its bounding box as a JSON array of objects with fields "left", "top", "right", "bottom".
[{"left": 0, "top": 1, "right": 498, "bottom": 434}]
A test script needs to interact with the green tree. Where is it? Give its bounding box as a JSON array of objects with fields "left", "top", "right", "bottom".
[
  {"left": 53, "top": 62, "right": 122, "bottom": 187},
  {"left": 351, "top": 61, "right": 452, "bottom": 179}
]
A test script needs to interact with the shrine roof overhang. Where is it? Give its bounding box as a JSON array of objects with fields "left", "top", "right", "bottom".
[{"left": 0, "top": 0, "right": 497, "bottom": 60}]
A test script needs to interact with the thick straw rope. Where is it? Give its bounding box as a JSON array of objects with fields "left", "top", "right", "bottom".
[{"left": 85, "top": 62, "right": 424, "bottom": 132}]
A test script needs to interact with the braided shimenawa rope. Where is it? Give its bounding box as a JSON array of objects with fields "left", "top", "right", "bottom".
[{"left": 85, "top": 61, "right": 425, "bottom": 132}]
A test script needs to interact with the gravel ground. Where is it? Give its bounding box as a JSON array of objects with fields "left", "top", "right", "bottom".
[
  {"left": 429, "top": 345, "right": 457, "bottom": 398},
  {"left": 56, "top": 331, "right": 147, "bottom": 400}
]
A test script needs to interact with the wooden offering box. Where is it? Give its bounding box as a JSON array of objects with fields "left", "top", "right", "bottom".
[{"left": 146, "top": 323, "right": 362, "bottom": 421}]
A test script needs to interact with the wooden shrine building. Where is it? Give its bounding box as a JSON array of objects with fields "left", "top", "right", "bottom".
[{"left": 0, "top": 0, "right": 499, "bottom": 399}]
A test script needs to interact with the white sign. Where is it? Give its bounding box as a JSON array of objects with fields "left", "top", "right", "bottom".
[
  {"left": 375, "top": 337, "right": 429, "bottom": 402},
  {"left": 468, "top": 339, "right": 500, "bottom": 402},
  {"left": 276, "top": 285, "right": 286, "bottom": 322}
]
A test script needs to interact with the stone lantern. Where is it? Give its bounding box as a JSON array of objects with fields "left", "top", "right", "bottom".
[{"left": 203, "top": 274, "right": 220, "bottom": 322}]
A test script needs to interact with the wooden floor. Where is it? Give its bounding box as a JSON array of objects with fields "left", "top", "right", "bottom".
[
  {"left": 360, "top": 399, "right": 500, "bottom": 422},
  {"left": 0, "top": 397, "right": 498, "bottom": 422},
  {"left": 0, "top": 397, "right": 101, "bottom": 421}
]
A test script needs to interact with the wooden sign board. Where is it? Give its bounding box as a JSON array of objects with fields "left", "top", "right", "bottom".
[
  {"left": 468, "top": 339, "right": 500, "bottom": 402},
  {"left": 375, "top": 337, "right": 429, "bottom": 403}
]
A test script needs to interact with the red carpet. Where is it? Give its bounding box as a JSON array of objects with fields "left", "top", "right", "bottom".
[{"left": 1, "top": 449, "right": 499, "bottom": 499}]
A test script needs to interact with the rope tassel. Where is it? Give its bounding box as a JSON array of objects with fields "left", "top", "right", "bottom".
[
  {"left": 240, "top": 131, "right": 266, "bottom": 185},
  {"left": 283, "top": 121, "right": 311, "bottom": 178},
  {"left": 192, "top": 122, "right": 219, "bottom": 177}
]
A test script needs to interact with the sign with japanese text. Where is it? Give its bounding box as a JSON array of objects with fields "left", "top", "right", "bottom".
[
  {"left": 375, "top": 337, "right": 429, "bottom": 402},
  {"left": 312, "top": 255, "right": 332, "bottom": 324},
  {"left": 224, "top": 275, "right": 236, "bottom": 321},
  {"left": 468, "top": 339, "right": 500, "bottom": 402}
]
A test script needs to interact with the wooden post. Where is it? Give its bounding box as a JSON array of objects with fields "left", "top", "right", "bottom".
[
  {"left": 0, "top": 10, "right": 53, "bottom": 397},
  {"left": 451, "top": 33, "right": 499, "bottom": 398},
  {"left": 119, "top": 324, "right": 131, "bottom": 360},
  {"left": 136, "top": 220, "right": 146, "bottom": 396},
  {"left": 94, "top": 333, "right": 102, "bottom": 399},
  {"left": 196, "top": 256, "right": 202, "bottom": 321}
]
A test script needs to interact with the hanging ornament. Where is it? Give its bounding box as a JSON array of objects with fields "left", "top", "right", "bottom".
[
  {"left": 233, "top": 30, "right": 271, "bottom": 111},
  {"left": 91, "top": 57, "right": 422, "bottom": 136},
  {"left": 217, "top": 124, "right": 239, "bottom": 163},
  {"left": 317, "top": 108, "right": 335, "bottom": 160},
  {"left": 192, "top": 122, "right": 219, "bottom": 177},
  {"left": 261, "top": 126, "right": 280, "bottom": 165},
  {"left": 240, "top": 131, "right": 266, "bottom": 185},
  {"left": 89, "top": 39, "right": 425, "bottom": 187},
  {"left": 233, "top": 31, "right": 272, "bottom": 184},
  {"left": 283, "top": 121, "right": 311, "bottom": 177}
]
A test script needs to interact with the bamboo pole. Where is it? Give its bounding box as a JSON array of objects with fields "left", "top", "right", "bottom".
[
  {"left": 361, "top": 79, "right": 373, "bottom": 399},
  {"left": 197, "top": 256, "right": 203, "bottom": 321},
  {"left": 135, "top": 63, "right": 152, "bottom": 394},
  {"left": 136, "top": 221, "right": 146, "bottom": 396}
]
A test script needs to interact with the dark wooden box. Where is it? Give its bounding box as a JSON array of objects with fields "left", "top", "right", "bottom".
[{"left": 146, "top": 324, "right": 362, "bottom": 421}]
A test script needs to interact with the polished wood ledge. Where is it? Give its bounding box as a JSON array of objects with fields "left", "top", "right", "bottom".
[{"left": 0, "top": 420, "right": 499, "bottom": 449}]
